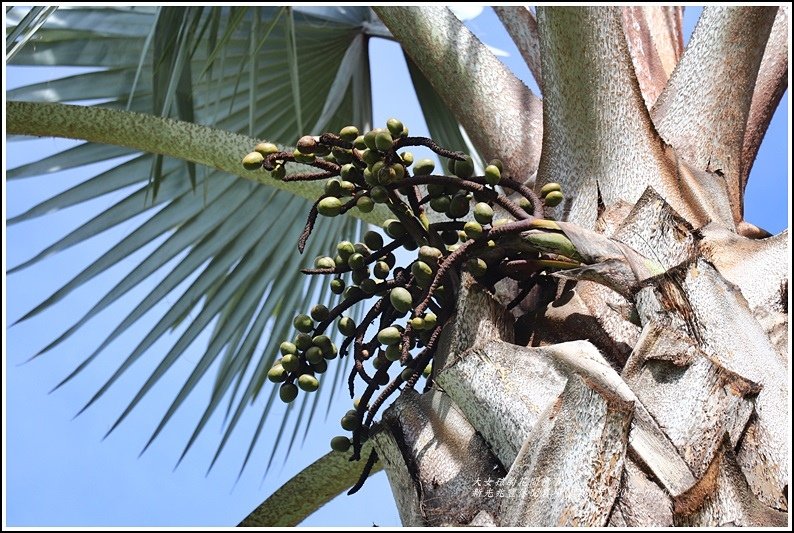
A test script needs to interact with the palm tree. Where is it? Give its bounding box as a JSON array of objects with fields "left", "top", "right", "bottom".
[{"left": 6, "top": 5, "right": 789, "bottom": 526}]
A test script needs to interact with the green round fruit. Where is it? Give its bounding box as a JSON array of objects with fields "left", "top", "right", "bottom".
[
  {"left": 363, "top": 231, "right": 384, "bottom": 251},
  {"left": 375, "top": 371, "right": 390, "bottom": 385},
  {"left": 314, "top": 256, "right": 336, "bottom": 269},
  {"left": 340, "top": 164, "right": 358, "bottom": 181},
  {"left": 293, "top": 314, "right": 314, "bottom": 333},
  {"left": 331, "top": 147, "right": 353, "bottom": 164},
  {"left": 254, "top": 142, "right": 279, "bottom": 156},
  {"left": 473, "top": 202, "right": 494, "bottom": 225},
  {"left": 370, "top": 185, "right": 390, "bottom": 204},
  {"left": 331, "top": 436, "right": 351, "bottom": 452},
  {"left": 363, "top": 129, "right": 380, "bottom": 151},
  {"left": 317, "top": 197, "right": 342, "bottom": 217},
  {"left": 356, "top": 196, "right": 375, "bottom": 213},
  {"left": 411, "top": 317, "right": 425, "bottom": 331},
  {"left": 454, "top": 156, "right": 475, "bottom": 178},
  {"left": 312, "top": 359, "right": 328, "bottom": 373},
  {"left": 375, "top": 130, "right": 393, "bottom": 151},
  {"left": 324, "top": 342, "right": 339, "bottom": 360},
  {"left": 280, "top": 341, "right": 297, "bottom": 356},
  {"left": 324, "top": 178, "right": 342, "bottom": 197},
  {"left": 280, "top": 383, "right": 299, "bottom": 403},
  {"left": 377, "top": 326, "right": 402, "bottom": 346},
  {"left": 330, "top": 278, "right": 345, "bottom": 294},
  {"left": 362, "top": 148, "right": 380, "bottom": 165},
  {"left": 338, "top": 316, "right": 357, "bottom": 336},
  {"left": 339, "top": 126, "right": 359, "bottom": 142},
  {"left": 310, "top": 304, "right": 330, "bottom": 322},
  {"left": 411, "top": 260, "right": 433, "bottom": 284},
  {"left": 384, "top": 219, "right": 406, "bottom": 239},
  {"left": 390, "top": 163, "right": 405, "bottom": 181},
  {"left": 518, "top": 197, "right": 532, "bottom": 213},
  {"left": 339, "top": 180, "right": 356, "bottom": 197},
  {"left": 343, "top": 285, "right": 363, "bottom": 301},
  {"left": 448, "top": 194, "right": 470, "bottom": 219},
  {"left": 373, "top": 261, "right": 390, "bottom": 279},
  {"left": 484, "top": 164, "right": 501, "bottom": 185},
  {"left": 293, "top": 148, "right": 315, "bottom": 164},
  {"left": 341, "top": 413, "right": 359, "bottom": 431},
  {"left": 427, "top": 183, "right": 446, "bottom": 197},
  {"left": 337, "top": 241, "right": 355, "bottom": 260},
  {"left": 418, "top": 246, "right": 443, "bottom": 265},
  {"left": 281, "top": 353, "right": 301, "bottom": 372},
  {"left": 305, "top": 346, "right": 324, "bottom": 364},
  {"left": 386, "top": 118, "right": 404, "bottom": 138},
  {"left": 544, "top": 190, "right": 564, "bottom": 207},
  {"left": 298, "top": 374, "right": 319, "bottom": 392},
  {"left": 242, "top": 151, "right": 264, "bottom": 170},
  {"left": 267, "top": 364, "right": 287, "bottom": 383},
  {"left": 489, "top": 159, "right": 504, "bottom": 172},
  {"left": 389, "top": 287, "right": 413, "bottom": 313},
  {"left": 429, "top": 195, "right": 451, "bottom": 214},
  {"left": 400, "top": 367, "right": 416, "bottom": 382},
  {"left": 351, "top": 267, "right": 369, "bottom": 285},
  {"left": 422, "top": 363, "right": 433, "bottom": 378},
  {"left": 294, "top": 333, "right": 313, "bottom": 351},
  {"left": 441, "top": 230, "right": 459, "bottom": 246},
  {"left": 423, "top": 312, "right": 437, "bottom": 329},
  {"left": 400, "top": 151, "right": 414, "bottom": 166},
  {"left": 540, "top": 182, "right": 562, "bottom": 196},
  {"left": 413, "top": 159, "right": 435, "bottom": 176},
  {"left": 464, "top": 220, "right": 484, "bottom": 239},
  {"left": 360, "top": 278, "right": 378, "bottom": 294},
  {"left": 347, "top": 252, "right": 365, "bottom": 270},
  {"left": 385, "top": 344, "right": 402, "bottom": 362},
  {"left": 466, "top": 257, "right": 488, "bottom": 277},
  {"left": 353, "top": 135, "right": 367, "bottom": 150}
]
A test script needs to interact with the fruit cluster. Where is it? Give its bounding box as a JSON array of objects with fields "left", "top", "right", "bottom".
[{"left": 243, "top": 120, "right": 568, "bottom": 460}]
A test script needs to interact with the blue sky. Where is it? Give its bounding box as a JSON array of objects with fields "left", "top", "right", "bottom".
[{"left": 4, "top": 7, "right": 789, "bottom": 527}]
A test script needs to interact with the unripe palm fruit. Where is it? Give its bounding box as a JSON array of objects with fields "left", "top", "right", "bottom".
[
  {"left": 377, "top": 166, "right": 397, "bottom": 185},
  {"left": 540, "top": 182, "right": 562, "bottom": 196},
  {"left": 390, "top": 163, "right": 405, "bottom": 181},
  {"left": 418, "top": 246, "right": 443, "bottom": 265},
  {"left": 267, "top": 364, "right": 287, "bottom": 383},
  {"left": 339, "top": 126, "right": 359, "bottom": 142},
  {"left": 362, "top": 148, "right": 380, "bottom": 165},
  {"left": 254, "top": 142, "right": 279, "bottom": 156},
  {"left": 338, "top": 316, "right": 357, "bottom": 336},
  {"left": 363, "top": 230, "right": 384, "bottom": 251},
  {"left": 375, "top": 131, "right": 393, "bottom": 152},
  {"left": 325, "top": 178, "right": 342, "bottom": 197},
  {"left": 293, "top": 314, "right": 314, "bottom": 333},
  {"left": 423, "top": 312, "right": 438, "bottom": 329},
  {"left": 429, "top": 195, "right": 450, "bottom": 214},
  {"left": 353, "top": 135, "right": 367, "bottom": 150},
  {"left": 315, "top": 256, "right": 336, "bottom": 269},
  {"left": 446, "top": 157, "right": 457, "bottom": 174},
  {"left": 422, "top": 363, "right": 433, "bottom": 378},
  {"left": 294, "top": 333, "right": 313, "bottom": 351},
  {"left": 270, "top": 164, "right": 286, "bottom": 180},
  {"left": 411, "top": 317, "right": 426, "bottom": 331},
  {"left": 317, "top": 197, "right": 342, "bottom": 217},
  {"left": 411, "top": 260, "right": 433, "bottom": 284},
  {"left": 484, "top": 164, "right": 501, "bottom": 186},
  {"left": 448, "top": 194, "right": 470, "bottom": 219},
  {"left": 464, "top": 220, "right": 484, "bottom": 239},
  {"left": 466, "top": 257, "right": 488, "bottom": 277},
  {"left": 384, "top": 344, "right": 402, "bottom": 361},
  {"left": 454, "top": 156, "right": 475, "bottom": 178},
  {"left": 331, "top": 436, "right": 351, "bottom": 452},
  {"left": 386, "top": 118, "right": 404, "bottom": 137},
  {"left": 242, "top": 151, "right": 264, "bottom": 170},
  {"left": 310, "top": 304, "right": 329, "bottom": 322},
  {"left": 351, "top": 267, "right": 369, "bottom": 285},
  {"left": 347, "top": 253, "right": 365, "bottom": 270},
  {"left": 280, "top": 341, "right": 297, "bottom": 356},
  {"left": 489, "top": 158, "right": 504, "bottom": 172},
  {"left": 400, "top": 367, "right": 415, "bottom": 382},
  {"left": 363, "top": 129, "right": 380, "bottom": 151},
  {"left": 372, "top": 355, "right": 386, "bottom": 370},
  {"left": 298, "top": 374, "right": 319, "bottom": 392},
  {"left": 518, "top": 197, "right": 532, "bottom": 213},
  {"left": 330, "top": 278, "right": 345, "bottom": 294},
  {"left": 384, "top": 219, "right": 406, "bottom": 239},
  {"left": 339, "top": 180, "right": 356, "bottom": 197},
  {"left": 312, "top": 359, "right": 328, "bottom": 373},
  {"left": 373, "top": 261, "right": 390, "bottom": 279},
  {"left": 293, "top": 149, "right": 315, "bottom": 164},
  {"left": 331, "top": 147, "right": 353, "bottom": 164},
  {"left": 389, "top": 287, "right": 413, "bottom": 313},
  {"left": 413, "top": 159, "right": 435, "bottom": 176},
  {"left": 280, "top": 383, "right": 299, "bottom": 403},
  {"left": 324, "top": 342, "right": 339, "bottom": 360},
  {"left": 543, "top": 190, "right": 564, "bottom": 207},
  {"left": 377, "top": 326, "right": 402, "bottom": 346},
  {"left": 344, "top": 285, "right": 363, "bottom": 300},
  {"left": 337, "top": 241, "right": 355, "bottom": 260},
  {"left": 400, "top": 151, "right": 414, "bottom": 166},
  {"left": 370, "top": 185, "right": 389, "bottom": 204},
  {"left": 375, "top": 371, "right": 390, "bottom": 385},
  {"left": 305, "top": 346, "right": 324, "bottom": 364},
  {"left": 281, "top": 353, "right": 301, "bottom": 372},
  {"left": 427, "top": 183, "right": 446, "bottom": 197},
  {"left": 473, "top": 202, "right": 494, "bottom": 225},
  {"left": 356, "top": 196, "right": 375, "bottom": 213},
  {"left": 341, "top": 413, "right": 359, "bottom": 431},
  {"left": 360, "top": 278, "right": 379, "bottom": 294},
  {"left": 441, "top": 230, "right": 459, "bottom": 246}
]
